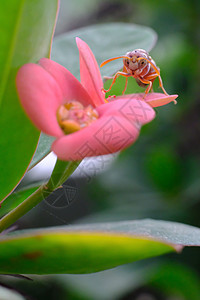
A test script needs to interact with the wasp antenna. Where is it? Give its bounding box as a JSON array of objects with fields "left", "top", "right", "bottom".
[
  {"left": 100, "top": 56, "right": 130, "bottom": 68},
  {"left": 137, "top": 57, "right": 160, "bottom": 75}
]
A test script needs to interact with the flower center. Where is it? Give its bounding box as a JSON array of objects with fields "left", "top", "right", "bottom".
[{"left": 57, "top": 100, "right": 99, "bottom": 134}]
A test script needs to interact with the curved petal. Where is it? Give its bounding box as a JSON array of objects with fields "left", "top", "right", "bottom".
[
  {"left": 52, "top": 115, "right": 140, "bottom": 161},
  {"left": 39, "top": 58, "right": 93, "bottom": 107},
  {"left": 116, "top": 93, "right": 178, "bottom": 107},
  {"left": 76, "top": 37, "right": 105, "bottom": 107},
  {"left": 97, "top": 98, "right": 155, "bottom": 125},
  {"left": 16, "top": 63, "right": 64, "bottom": 137}
]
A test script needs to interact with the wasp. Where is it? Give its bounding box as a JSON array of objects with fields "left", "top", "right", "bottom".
[{"left": 100, "top": 49, "right": 168, "bottom": 96}]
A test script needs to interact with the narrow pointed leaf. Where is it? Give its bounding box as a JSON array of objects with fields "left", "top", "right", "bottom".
[{"left": 0, "top": 219, "right": 200, "bottom": 274}]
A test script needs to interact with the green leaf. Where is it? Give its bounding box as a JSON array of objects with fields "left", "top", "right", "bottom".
[
  {"left": 0, "top": 184, "right": 40, "bottom": 217},
  {"left": 0, "top": 0, "right": 59, "bottom": 201},
  {"left": 29, "top": 133, "right": 55, "bottom": 169},
  {"left": 31, "top": 23, "right": 157, "bottom": 167},
  {"left": 52, "top": 22, "right": 157, "bottom": 78},
  {"left": 1, "top": 219, "right": 200, "bottom": 274}
]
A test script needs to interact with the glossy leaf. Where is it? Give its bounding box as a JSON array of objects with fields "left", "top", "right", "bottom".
[
  {"left": 0, "top": 0, "right": 59, "bottom": 201},
  {"left": 1, "top": 219, "right": 200, "bottom": 274},
  {"left": 30, "top": 23, "right": 157, "bottom": 168}
]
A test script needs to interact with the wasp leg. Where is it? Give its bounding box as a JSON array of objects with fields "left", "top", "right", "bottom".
[
  {"left": 103, "top": 64, "right": 127, "bottom": 82},
  {"left": 144, "top": 81, "right": 153, "bottom": 95},
  {"left": 138, "top": 77, "right": 153, "bottom": 96},
  {"left": 122, "top": 77, "right": 128, "bottom": 95},
  {"left": 121, "top": 65, "right": 130, "bottom": 95},
  {"left": 102, "top": 71, "right": 131, "bottom": 93},
  {"left": 158, "top": 75, "right": 168, "bottom": 96}
]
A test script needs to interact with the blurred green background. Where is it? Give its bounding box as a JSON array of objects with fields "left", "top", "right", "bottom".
[{"left": 4, "top": 0, "right": 200, "bottom": 299}]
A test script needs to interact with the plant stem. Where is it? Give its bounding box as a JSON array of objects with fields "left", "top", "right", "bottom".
[
  {"left": 47, "top": 159, "right": 80, "bottom": 190},
  {"left": 0, "top": 159, "right": 81, "bottom": 233}
]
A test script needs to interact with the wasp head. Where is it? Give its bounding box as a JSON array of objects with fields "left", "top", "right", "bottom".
[{"left": 123, "top": 49, "right": 149, "bottom": 74}]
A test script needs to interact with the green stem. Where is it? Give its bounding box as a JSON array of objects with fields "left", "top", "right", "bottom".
[
  {"left": 47, "top": 159, "right": 80, "bottom": 190},
  {"left": 46, "top": 159, "right": 71, "bottom": 191},
  {"left": 0, "top": 159, "right": 81, "bottom": 233}
]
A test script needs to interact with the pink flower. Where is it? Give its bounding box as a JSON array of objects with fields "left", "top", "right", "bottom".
[{"left": 16, "top": 38, "right": 177, "bottom": 161}]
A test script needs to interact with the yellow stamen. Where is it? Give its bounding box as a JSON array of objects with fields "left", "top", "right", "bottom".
[{"left": 57, "top": 100, "right": 99, "bottom": 134}]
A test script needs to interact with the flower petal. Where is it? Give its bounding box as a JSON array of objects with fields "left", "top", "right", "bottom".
[
  {"left": 116, "top": 93, "right": 178, "bottom": 107},
  {"left": 52, "top": 115, "right": 140, "bottom": 161},
  {"left": 16, "top": 63, "right": 64, "bottom": 137},
  {"left": 76, "top": 37, "right": 105, "bottom": 107},
  {"left": 39, "top": 58, "right": 93, "bottom": 107},
  {"left": 98, "top": 98, "right": 155, "bottom": 125}
]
